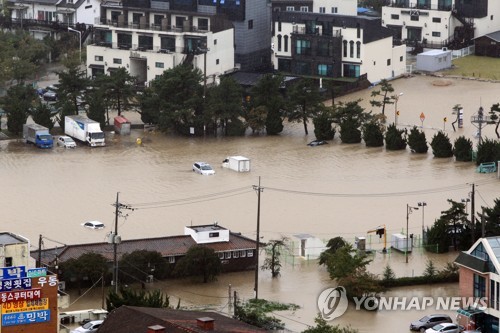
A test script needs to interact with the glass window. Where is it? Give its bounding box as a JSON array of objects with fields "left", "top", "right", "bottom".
[
  {"left": 295, "top": 61, "right": 310, "bottom": 75},
  {"left": 198, "top": 18, "right": 209, "bottom": 30},
  {"left": 240, "top": 250, "right": 246, "bottom": 257},
  {"left": 160, "top": 36, "right": 176, "bottom": 52},
  {"left": 138, "top": 35, "right": 153, "bottom": 50},
  {"left": 331, "top": 7, "right": 337, "bottom": 13},
  {"left": 411, "top": 15, "right": 419, "bottom": 21},
  {"left": 296, "top": 39, "right": 311, "bottom": 55},
  {"left": 225, "top": 252, "right": 231, "bottom": 259},
  {"left": 474, "top": 274, "right": 486, "bottom": 298},
  {"left": 233, "top": 251, "right": 239, "bottom": 258},
  {"left": 343, "top": 40, "right": 347, "bottom": 57},
  {"left": 248, "top": 19, "right": 253, "bottom": 29},
  {"left": 387, "top": 59, "right": 391, "bottom": 66},
  {"left": 317, "top": 64, "right": 333, "bottom": 76},
  {"left": 349, "top": 40, "right": 354, "bottom": 57},
  {"left": 432, "top": 31, "right": 441, "bottom": 37},
  {"left": 113, "top": 58, "right": 122, "bottom": 64},
  {"left": 247, "top": 250, "right": 253, "bottom": 257},
  {"left": 284, "top": 35, "right": 289, "bottom": 52},
  {"left": 391, "top": 14, "right": 399, "bottom": 19},
  {"left": 319, "top": 7, "right": 325, "bottom": 13},
  {"left": 132, "top": 13, "right": 142, "bottom": 24},
  {"left": 432, "top": 17, "right": 441, "bottom": 23},
  {"left": 117, "top": 33, "right": 132, "bottom": 49},
  {"left": 286, "top": 6, "right": 294, "bottom": 11},
  {"left": 218, "top": 252, "right": 224, "bottom": 259},
  {"left": 216, "top": 59, "right": 219, "bottom": 65},
  {"left": 356, "top": 41, "right": 361, "bottom": 58},
  {"left": 95, "top": 55, "right": 103, "bottom": 61},
  {"left": 168, "top": 256, "right": 175, "bottom": 263},
  {"left": 277, "top": 35, "right": 282, "bottom": 51},
  {"left": 343, "top": 64, "right": 360, "bottom": 78},
  {"left": 155, "top": 62, "right": 164, "bottom": 68},
  {"left": 300, "top": 6, "right": 308, "bottom": 12}
]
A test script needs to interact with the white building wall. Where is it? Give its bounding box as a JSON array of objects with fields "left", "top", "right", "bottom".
[
  {"left": 271, "top": 20, "right": 293, "bottom": 68},
  {"left": 75, "top": 0, "right": 101, "bottom": 26},
  {"left": 312, "top": 0, "right": 357, "bottom": 16},
  {"left": 362, "top": 37, "right": 403, "bottom": 83},
  {"left": 474, "top": 1, "right": 500, "bottom": 38}
]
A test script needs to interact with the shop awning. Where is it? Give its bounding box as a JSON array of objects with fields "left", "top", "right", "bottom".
[{"left": 457, "top": 307, "right": 485, "bottom": 318}]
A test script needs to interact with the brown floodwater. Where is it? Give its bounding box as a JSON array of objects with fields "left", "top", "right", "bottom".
[{"left": 1, "top": 74, "right": 499, "bottom": 332}]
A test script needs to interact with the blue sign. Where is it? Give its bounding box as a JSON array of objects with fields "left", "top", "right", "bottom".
[
  {"left": 0, "top": 266, "right": 26, "bottom": 280},
  {"left": 0, "top": 278, "right": 32, "bottom": 291},
  {"left": 2, "top": 309, "right": 50, "bottom": 326},
  {"left": 27, "top": 268, "right": 47, "bottom": 278}
]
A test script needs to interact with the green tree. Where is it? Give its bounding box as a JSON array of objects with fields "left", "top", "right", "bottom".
[
  {"left": 423, "top": 260, "right": 437, "bottom": 278},
  {"left": 426, "top": 218, "right": 451, "bottom": 253},
  {"left": 251, "top": 74, "right": 285, "bottom": 135},
  {"left": 321, "top": 243, "right": 371, "bottom": 281},
  {"left": 261, "top": 237, "right": 287, "bottom": 278},
  {"left": 106, "top": 287, "right": 169, "bottom": 311},
  {"left": 453, "top": 136, "right": 473, "bottom": 162},
  {"left": 56, "top": 100, "right": 76, "bottom": 131},
  {"left": 369, "top": 79, "right": 394, "bottom": 116},
  {"left": 319, "top": 237, "right": 347, "bottom": 266},
  {"left": 407, "top": 126, "right": 428, "bottom": 153},
  {"left": 430, "top": 131, "right": 453, "bottom": 158},
  {"left": 59, "top": 252, "right": 109, "bottom": 295},
  {"left": 286, "top": 79, "right": 322, "bottom": 135},
  {"left": 481, "top": 199, "right": 500, "bottom": 236},
  {"left": 362, "top": 120, "right": 384, "bottom": 147},
  {"left": 2, "top": 84, "right": 35, "bottom": 135},
  {"left": 206, "top": 76, "right": 243, "bottom": 136},
  {"left": 86, "top": 87, "right": 107, "bottom": 129},
  {"left": 245, "top": 105, "right": 267, "bottom": 134},
  {"left": 102, "top": 67, "right": 135, "bottom": 117},
  {"left": 313, "top": 105, "right": 335, "bottom": 141},
  {"left": 55, "top": 61, "right": 89, "bottom": 116},
  {"left": 173, "top": 246, "right": 221, "bottom": 283},
  {"left": 384, "top": 123, "right": 406, "bottom": 150},
  {"left": 382, "top": 265, "right": 396, "bottom": 284},
  {"left": 302, "top": 315, "right": 359, "bottom": 333},
  {"left": 490, "top": 103, "right": 500, "bottom": 138},
  {"left": 476, "top": 138, "right": 500, "bottom": 165},
  {"left": 119, "top": 250, "right": 170, "bottom": 284},
  {"left": 332, "top": 100, "right": 371, "bottom": 144},
  {"left": 30, "top": 103, "right": 55, "bottom": 130}
]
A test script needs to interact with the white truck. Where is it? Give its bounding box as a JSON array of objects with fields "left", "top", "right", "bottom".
[
  {"left": 222, "top": 156, "right": 251, "bottom": 172},
  {"left": 65, "top": 115, "right": 105, "bottom": 147}
]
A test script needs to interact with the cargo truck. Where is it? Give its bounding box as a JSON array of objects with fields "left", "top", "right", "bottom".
[
  {"left": 23, "top": 123, "right": 53, "bottom": 148},
  {"left": 65, "top": 115, "right": 105, "bottom": 147},
  {"left": 222, "top": 156, "right": 251, "bottom": 172}
]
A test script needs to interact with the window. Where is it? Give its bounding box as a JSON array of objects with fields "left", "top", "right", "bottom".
[
  {"left": 160, "top": 36, "right": 176, "bottom": 52},
  {"left": 248, "top": 19, "right": 253, "bottom": 29},
  {"left": 117, "top": 33, "right": 132, "bottom": 49},
  {"left": 154, "top": 15, "right": 164, "bottom": 25},
  {"left": 319, "top": 7, "right": 325, "bottom": 13},
  {"left": 155, "top": 62, "right": 164, "bottom": 68},
  {"left": 209, "top": 232, "right": 219, "bottom": 237},
  {"left": 317, "top": 64, "right": 333, "bottom": 76},
  {"left": 474, "top": 274, "right": 486, "bottom": 298},
  {"left": 5, "top": 257, "right": 12, "bottom": 267},
  {"left": 247, "top": 250, "right": 253, "bottom": 257},
  {"left": 277, "top": 35, "right": 282, "bottom": 51},
  {"left": 218, "top": 252, "right": 225, "bottom": 259},
  {"left": 113, "top": 58, "right": 122, "bottom": 64},
  {"left": 343, "top": 40, "right": 347, "bottom": 57},
  {"left": 286, "top": 6, "right": 294, "bottom": 11},
  {"left": 300, "top": 6, "right": 308, "bottom": 12},
  {"left": 132, "top": 13, "right": 142, "bottom": 24},
  {"left": 387, "top": 59, "right": 391, "bottom": 66},
  {"left": 138, "top": 35, "right": 153, "bottom": 50},
  {"left": 410, "top": 15, "right": 419, "bottom": 21},
  {"left": 432, "top": 17, "right": 441, "bottom": 23},
  {"left": 349, "top": 40, "right": 354, "bottom": 57},
  {"left": 343, "top": 64, "right": 360, "bottom": 78},
  {"left": 295, "top": 61, "right": 310, "bottom": 75},
  {"left": 225, "top": 252, "right": 232, "bottom": 259},
  {"left": 356, "top": 23, "right": 360, "bottom": 39},
  {"left": 168, "top": 256, "right": 175, "bottom": 263},
  {"left": 95, "top": 55, "right": 103, "bottom": 61},
  {"left": 317, "top": 41, "right": 332, "bottom": 57},
  {"left": 296, "top": 39, "right": 311, "bottom": 55},
  {"left": 214, "top": 39, "right": 217, "bottom": 45},
  {"left": 432, "top": 31, "right": 441, "bottom": 37},
  {"left": 155, "top": 75, "right": 161, "bottom": 79},
  {"left": 391, "top": 14, "right": 399, "bottom": 19},
  {"left": 198, "top": 18, "right": 209, "bottom": 31},
  {"left": 240, "top": 250, "right": 246, "bottom": 257},
  {"left": 216, "top": 59, "right": 219, "bottom": 65},
  {"left": 278, "top": 21, "right": 282, "bottom": 31},
  {"left": 400, "top": 56, "right": 404, "bottom": 61},
  {"left": 356, "top": 41, "right": 361, "bottom": 58},
  {"left": 331, "top": 7, "right": 338, "bottom": 13},
  {"left": 233, "top": 251, "right": 239, "bottom": 258},
  {"left": 491, "top": 15, "right": 494, "bottom": 20},
  {"left": 284, "top": 35, "right": 289, "bottom": 52}
]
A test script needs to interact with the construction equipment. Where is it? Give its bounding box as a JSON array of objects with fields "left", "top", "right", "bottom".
[{"left": 367, "top": 225, "right": 387, "bottom": 253}]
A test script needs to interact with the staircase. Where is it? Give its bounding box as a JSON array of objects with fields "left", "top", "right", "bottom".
[{"left": 448, "top": 9, "right": 475, "bottom": 49}]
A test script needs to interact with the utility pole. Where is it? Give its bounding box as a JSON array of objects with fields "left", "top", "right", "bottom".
[
  {"left": 111, "top": 192, "right": 133, "bottom": 293},
  {"left": 471, "top": 106, "right": 492, "bottom": 145},
  {"left": 253, "top": 177, "right": 263, "bottom": 299},
  {"left": 471, "top": 183, "right": 476, "bottom": 242},
  {"left": 37, "top": 234, "right": 43, "bottom": 268}
]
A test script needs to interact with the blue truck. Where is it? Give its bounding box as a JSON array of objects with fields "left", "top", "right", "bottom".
[{"left": 22, "top": 123, "right": 53, "bottom": 148}]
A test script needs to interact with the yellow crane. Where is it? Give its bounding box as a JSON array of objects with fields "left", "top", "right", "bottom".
[{"left": 367, "top": 225, "right": 387, "bottom": 253}]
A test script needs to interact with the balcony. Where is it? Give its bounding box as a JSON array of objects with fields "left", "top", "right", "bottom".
[
  {"left": 292, "top": 26, "right": 342, "bottom": 38},
  {"left": 386, "top": 1, "right": 452, "bottom": 11},
  {"left": 96, "top": 18, "right": 211, "bottom": 33}
]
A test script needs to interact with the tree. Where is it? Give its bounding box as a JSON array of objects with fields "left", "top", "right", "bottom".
[
  {"left": 321, "top": 243, "right": 371, "bottom": 281},
  {"left": 428, "top": 199, "right": 472, "bottom": 251},
  {"left": 55, "top": 61, "right": 89, "bottom": 115},
  {"left": 173, "top": 246, "right": 221, "bottom": 283},
  {"left": 286, "top": 79, "right": 322, "bottom": 135},
  {"left": 302, "top": 315, "right": 359, "bottom": 333},
  {"left": 313, "top": 105, "right": 336, "bottom": 141},
  {"left": 490, "top": 103, "right": 500, "bottom": 138},
  {"left": 362, "top": 120, "right": 384, "bottom": 147},
  {"left": 476, "top": 138, "right": 500, "bottom": 166},
  {"left": 119, "top": 250, "right": 170, "bottom": 284},
  {"left": 30, "top": 103, "right": 55, "bottom": 130},
  {"left": 384, "top": 123, "right": 406, "bottom": 150},
  {"left": 481, "top": 198, "right": 500, "bottom": 236},
  {"left": 453, "top": 136, "right": 473, "bottom": 162},
  {"left": 319, "top": 237, "right": 347, "bottom": 266},
  {"left": 369, "top": 79, "right": 394, "bottom": 116},
  {"left": 332, "top": 100, "right": 371, "bottom": 144},
  {"left": 245, "top": 105, "right": 267, "bottom": 134},
  {"left": 382, "top": 265, "right": 396, "bottom": 284},
  {"left": 407, "top": 126, "right": 428, "bottom": 153},
  {"left": 102, "top": 68, "right": 135, "bottom": 117},
  {"left": 86, "top": 87, "right": 107, "bottom": 129},
  {"left": 261, "top": 237, "right": 287, "bottom": 278},
  {"left": 430, "top": 131, "right": 453, "bottom": 158},
  {"left": 423, "top": 260, "right": 437, "bottom": 278},
  {"left": 251, "top": 74, "right": 285, "bottom": 135},
  {"left": 107, "top": 287, "right": 169, "bottom": 311},
  {"left": 206, "top": 76, "right": 243, "bottom": 136},
  {"left": 59, "top": 252, "right": 109, "bottom": 295},
  {"left": 2, "top": 84, "right": 35, "bottom": 135}
]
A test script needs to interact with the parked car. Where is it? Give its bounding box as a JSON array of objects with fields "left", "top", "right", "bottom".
[
  {"left": 193, "top": 162, "right": 215, "bottom": 175},
  {"left": 43, "top": 85, "right": 58, "bottom": 101},
  {"left": 81, "top": 221, "right": 105, "bottom": 230},
  {"left": 70, "top": 320, "right": 104, "bottom": 333},
  {"left": 307, "top": 140, "right": 328, "bottom": 147},
  {"left": 410, "top": 314, "right": 453, "bottom": 332},
  {"left": 57, "top": 136, "right": 77, "bottom": 148},
  {"left": 425, "top": 323, "right": 460, "bottom": 333}
]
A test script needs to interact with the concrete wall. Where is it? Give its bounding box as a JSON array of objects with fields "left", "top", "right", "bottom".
[{"left": 312, "top": 0, "right": 357, "bottom": 15}]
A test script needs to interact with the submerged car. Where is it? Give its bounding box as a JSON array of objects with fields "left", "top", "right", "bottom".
[
  {"left": 81, "top": 221, "right": 105, "bottom": 230},
  {"left": 307, "top": 140, "right": 328, "bottom": 147},
  {"left": 193, "top": 162, "right": 215, "bottom": 175},
  {"left": 425, "top": 323, "right": 460, "bottom": 333},
  {"left": 57, "top": 136, "right": 77, "bottom": 148},
  {"left": 70, "top": 320, "right": 104, "bottom": 333},
  {"left": 410, "top": 314, "right": 452, "bottom": 332}
]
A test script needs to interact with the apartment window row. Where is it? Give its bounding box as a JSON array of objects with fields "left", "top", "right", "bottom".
[
  {"left": 342, "top": 40, "right": 361, "bottom": 58},
  {"left": 218, "top": 250, "right": 253, "bottom": 259},
  {"left": 276, "top": 35, "right": 289, "bottom": 52}
]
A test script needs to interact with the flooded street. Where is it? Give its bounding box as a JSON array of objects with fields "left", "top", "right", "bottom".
[{"left": 1, "top": 74, "right": 499, "bottom": 332}]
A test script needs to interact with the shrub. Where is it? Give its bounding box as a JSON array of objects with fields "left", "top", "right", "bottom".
[
  {"left": 453, "top": 136, "right": 473, "bottom": 162},
  {"left": 407, "top": 126, "right": 428, "bottom": 153},
  {"left": 384, "top": 123, "right": 406, "bottom": 150},
  {"left": 430, "top": 131, "right": 453, "bottom": 158}
]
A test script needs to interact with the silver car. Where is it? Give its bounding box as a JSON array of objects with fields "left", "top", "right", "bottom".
[
  {"left": 57, "top": 136, "right": 77, "bottom": 148},
  {"left": 425, "top": 323, "right": 460, "bottom": 333},
  {"left": 70, "top": 320, "right": 103, "bottom": 333},
  {"left": 410, "top": 314, "right": 452, "bottom": 332}
]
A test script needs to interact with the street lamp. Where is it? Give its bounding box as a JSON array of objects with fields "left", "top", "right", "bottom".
[
  {"left": 406, "top": 204, "right": 419, "bottom": 264},
  {"left": 68, "top": 27, "right": 82, "bottom": 64},
  {"left": 418, "top": 202, "right": 427, "bottom": 241},
  {"left": 394, "top": 92, "right": 403, "bottom": 125}
]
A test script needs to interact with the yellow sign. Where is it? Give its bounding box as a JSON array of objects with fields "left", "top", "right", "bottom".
[{"left": 1, "top": 298, "right": 49, "bottom": 314}]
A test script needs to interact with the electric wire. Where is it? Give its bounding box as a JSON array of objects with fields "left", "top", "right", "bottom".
[{"left": 67, "top": 276, "right": 103, "bottom": 307}]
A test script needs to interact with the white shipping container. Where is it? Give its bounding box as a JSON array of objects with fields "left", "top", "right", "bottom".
[{"left": 391, "top": 233, "right": 412, "bottom": 252}]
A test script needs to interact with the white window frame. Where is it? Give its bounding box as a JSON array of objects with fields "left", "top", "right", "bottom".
[
  {"left": 247, "top": 250, "right": 253, "bottom": 257},
  {"left": 225, "top": 252, "right": 232, "bottom": 259},
  {"left": 168, "top": 256, "right": 175, "bottom": 264},
  {"left": 286, "top": 6, "right": 294, "bottom": 11},
  {"left": 319, "top": 7, "right": 325, "bottom": 13},
  {"left": 331, "top": 7, "right": 338, "bottom": 13},
  {"left": 218, "top": 252, "right": 224, "bottom": 259},
  {"left": 300, "top": 6, "right": 308, "bottom": 12},
  {"left": 240, "top": 250, "right": 246, "bottom": 257},
  {"left": 233, "top": 251, "right": 239, "bottom": 258}
]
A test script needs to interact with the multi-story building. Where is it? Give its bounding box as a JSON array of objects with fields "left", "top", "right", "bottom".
[
  {"left": 455, "top": 236, "right": 500, "bottom": 332},
  {"left": 0, "top": 232, "right": 33, "bottom": 268},
  {"left": 87, "top": 0, "right": 235, "bottom": 84},
  {"left": 381, "top": 0, "right": 500, "bottom": 49},
  {"left": 271, "top": 0, "right": 357, "bottom": 16},
  {"left": 272, "top": 11, "right": 406, "bottom": 84}
]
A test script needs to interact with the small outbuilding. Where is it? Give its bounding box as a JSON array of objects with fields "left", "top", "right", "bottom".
[
  {"left": 290, "top": 233, "right": 326, "bottom": 260},
  {"left": 114, "top": 116, "right": 131, "bottom": 135},
  {"left": 474, "top": 31, "right": 500, "bottom": 57},
  {"left": 416, "top": 49, "right": 452, "bottom": 72}
]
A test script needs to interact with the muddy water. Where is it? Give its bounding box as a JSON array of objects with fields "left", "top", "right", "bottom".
[{"left": 1, "top": 75, "right": 499, "bottom": 332}]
